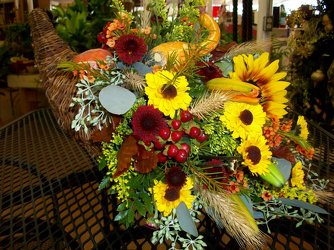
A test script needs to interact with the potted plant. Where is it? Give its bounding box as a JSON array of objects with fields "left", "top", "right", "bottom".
[{"left": 279, "top": 4, "right": 287, "bottom": 27}]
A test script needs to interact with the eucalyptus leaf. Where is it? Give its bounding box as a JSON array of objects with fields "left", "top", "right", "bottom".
[
  {"left": 99, "top": 85, "right": 136, "bottom": 115},
  {"left": 279, "top": 198, "right": 329, "bottom": 214},
  {"left": 132, "top": 62, "right": 152, "bottom": 76},
  {"left": 253, "top": 211, "right": 265, "bottom": 219},
  {"left": 176, "top": 202, "right": 198, "bottom": 237},
  {"left": 215, "top": 60, "right": 233, "bottom": 77},
  {"left": 272, "top": 157, "right": 292, "bottom": 182},
  {"left": 240, "top": 194, "right": 254, "bottom": 217}
]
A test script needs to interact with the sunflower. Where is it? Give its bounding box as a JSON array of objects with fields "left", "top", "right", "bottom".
[
  {"left": 114, "top": 34, "right": 147, "bottom": 64},
  {"left": 220, "top": 101, "right": 266, "bottom": 139},
  {"left": 290, "top": 161, "right": 305, "bottom": 188},
  {"left": 237, "top": 135, "right": 272, "bottom": 175},
  {"left": 152, "top": 178, "right": 195, "bottom": 216},
  {"left": 297, "top": 116, "right": 309, "bottom": 140},
  {"left": 145, "top": 70, "right": 192, "bottom": 118},
  {"left": 132, "top": 105, "right": 167, "bottom": 142},
  {"left": 230, "top": 52, "right": 290, "bottom": 119}
]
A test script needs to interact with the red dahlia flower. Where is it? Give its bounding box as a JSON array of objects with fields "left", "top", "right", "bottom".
[
  {"left": 196, "top": 61, "right": 223, "bottom": 82},
  {"left": 132, "top": 105, "right": 167, "bottom": 143},
  {"left": 114, "top": 34, "right": 147, "bottom": 64}
]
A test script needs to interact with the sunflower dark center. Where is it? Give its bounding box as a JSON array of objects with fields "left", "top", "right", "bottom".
[
  {"left": 246, "top": 146, "right": 261, "bottom": 165},
  {"left": 239, "top": 109, "right": 253, "bottom": 125},
  {"left": 162, "top": 84, "right": 177, "bottom": 99},
  {"left": 140, "top": 116, "right": 157, "bottom": 131},
  {"left": 164, "top": 188, "right": 180, "bottom": 201}
]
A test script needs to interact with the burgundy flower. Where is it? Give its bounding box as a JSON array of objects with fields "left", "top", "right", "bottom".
[
  {"left": 203, "top": 159, "right": 230, "bottom": 184},
  {"left": 132, "top": 105, "right": 167, "bottom": 143},
  {"left": 165, "top": 166, "right": 187, "bottom": 189},
  {"left": 196, "top": 61, "right": 223, "bottom": 82},
  {"left": 114, "top": 34, "right": 147, "bottom": 64},
  {"left": 97, "top": 32, "right": 107, "bottom": 44}
]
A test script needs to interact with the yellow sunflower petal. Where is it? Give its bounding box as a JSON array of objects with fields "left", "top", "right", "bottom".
[
  {"left": 145, "top": 70, "right": 192, "bottom": 118},
  {"left": 271, "top": 72, "right": 287, "bottom": 81},
  {"left": 237, "top": 135, "right": 272, "bottom": 175},
  {"left": 152, "top": 178, "right": 195, "bottom": 217},
  {"left": 221, "top": 101, "right": 266, "bottom": 139},
  {"left": 257, "top": 60, "right": 279, "bottom": 83}
]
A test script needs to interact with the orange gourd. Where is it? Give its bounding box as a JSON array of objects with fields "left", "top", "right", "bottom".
[
  {"left": 151, "top": 13, "right": 220, "bottom": 66},
  {"left": 73, "top": 48, "right": 112, "bottom": 63}
]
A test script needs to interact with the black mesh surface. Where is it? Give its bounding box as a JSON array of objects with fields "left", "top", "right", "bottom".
[{"left": 0, "top": 109, "right": 333, "bottom": 249}]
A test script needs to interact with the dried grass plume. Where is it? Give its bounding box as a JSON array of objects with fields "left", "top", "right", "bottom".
[
  {"left": 123, "top": 71, "right": 147, "bottom": 94},
  {"left": 190, "top": 91, "right": 230, "bottom": 119},
  {"left": 200, "top": 189, "right": 269, "bottom": 250}
]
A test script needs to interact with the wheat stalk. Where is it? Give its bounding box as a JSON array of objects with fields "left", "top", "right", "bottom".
[
  {"left": 223, "top": 40, "right": 272, "bottom": 60},
  {"left": 140, "top": 0, "right": 151, "bottom": 28},
  {"left": 190, "top": 91, "right": 230, "bottom": 119},
  {"left": 200, "top": 189, "right": 269, "bottom": 250}
]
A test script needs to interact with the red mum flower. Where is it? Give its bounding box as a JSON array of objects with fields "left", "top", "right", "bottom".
[
  {"left": 132, "top": 105, "right": 167, "bottom": 143},
  {"left": 196, "top": 61, "right": 223, "bottom": 82},
  {"left": 165, "top": 166, "right": 187, "bottom": 189},
  {"left": 114, "top": 34, "right": 147, "bottom": 64}
]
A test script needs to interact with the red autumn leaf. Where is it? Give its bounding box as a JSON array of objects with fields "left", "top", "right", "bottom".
[
  {"left": 133, "top": 145, "right": 158, "bottom": 174},
  {"left": 113, "top": 135, "right": 138, "bottom": 178},
  {"left": 90, "top": 116, "right": 122, "bottom": 143},
  {"left": 272, "top": 146, "right": 296, "bottom": 164},
  {"left": 91, "top": 126, "right": 114, "bottom": 143}
]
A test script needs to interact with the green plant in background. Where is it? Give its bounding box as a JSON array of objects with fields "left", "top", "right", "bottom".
[
  {"left": 51, "top": 0, "right": 115, "bottom": 53},
  {"left": 286, "top": 0, "right": 334, "bottom": 133},
  {"left": 0, "top": 23, "right": 34, "bottom": 84}
]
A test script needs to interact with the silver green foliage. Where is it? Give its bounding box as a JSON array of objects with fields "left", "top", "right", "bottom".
[
  {"left": 253, "top": 198, "right": 325, "bottom": 233},
  {"left": 151, "top": 199, "right": 207, "bottom": 250},
  {"left": 70, "top": 57, "right": 126, "bottom": 134}
]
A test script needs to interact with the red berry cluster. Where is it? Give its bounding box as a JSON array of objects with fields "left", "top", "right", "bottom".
[{"left": 155, "top": 110, "right": 208, "bottom": 163}]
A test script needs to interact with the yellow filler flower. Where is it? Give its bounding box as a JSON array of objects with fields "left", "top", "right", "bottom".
[
  {"left": 238, "top": 135, "right": 272, "bottom": 175},
  {"left": 220, "top": 101, "right": 266, "bottom": 139},
  {"left": 291, "top": 161, "right": 305, "bottom": 188},
  {"left": 230, "top": 52, "right": 290, "bottom": 119},
  {"left": 145, "top": 70, "right": 192, "bottom": 118},
  {"left": 297, "top": 116, "right": 309, "bottom": 140}
]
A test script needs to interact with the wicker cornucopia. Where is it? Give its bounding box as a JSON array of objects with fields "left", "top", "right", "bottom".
[{"left": 29, "top": 8, "right": 116, "bottom": 156}]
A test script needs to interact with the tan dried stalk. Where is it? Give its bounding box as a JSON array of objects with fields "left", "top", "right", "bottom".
[
  {"left": 123, "top": 72, "right": 146, "bottom": 94},
  {"left": 200, "top": 189, "right": 269, "bottom": 250},
  {"left": 141, "top": 0, "right": 151, "bottom": 28},
  {"left": 224, "top": 40, "right": 272, "bottom": 60},
  {"left": 190, "top": 91, "right": 230, "bottom": 119}
]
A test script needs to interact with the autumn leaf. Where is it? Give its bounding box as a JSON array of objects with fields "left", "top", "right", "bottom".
[
  {"left": 272, "top": 146, "right": 296, "bottom": 164},
  {"left": 133, "top": 145, "right": 158, "bottom": 174},
  {"left": 113, "top": 135, "right": 138, "bottom": 178}
]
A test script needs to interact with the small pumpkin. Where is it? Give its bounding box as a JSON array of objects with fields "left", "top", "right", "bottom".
[
  {"left": 73, "top": 48, "right": 112, "bottom": 63},
  {"left": 151, "top": 13, "right": 220, "bottom": 68}
]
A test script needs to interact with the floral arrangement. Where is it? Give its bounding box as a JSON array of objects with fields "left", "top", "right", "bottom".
[{"left": 61, "top": 0, "right": 330, "bottom": 249}]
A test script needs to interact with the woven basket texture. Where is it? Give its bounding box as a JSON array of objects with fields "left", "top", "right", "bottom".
[{"left": 28, "top": 8, "right": 102, "bottom": 156}]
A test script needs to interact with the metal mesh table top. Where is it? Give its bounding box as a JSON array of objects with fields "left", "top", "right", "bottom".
[{"left": 0, "top": 108, "right": 333, "bottom": 250}]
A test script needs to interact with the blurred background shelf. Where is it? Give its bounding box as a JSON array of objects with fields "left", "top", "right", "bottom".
[{"left": 0, "top": 73, "right": 48, "bottom": 127}]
